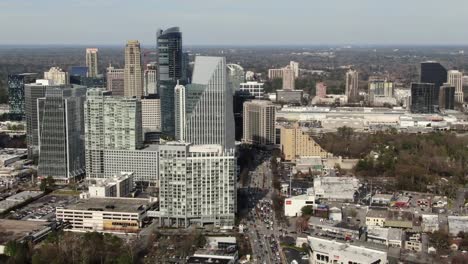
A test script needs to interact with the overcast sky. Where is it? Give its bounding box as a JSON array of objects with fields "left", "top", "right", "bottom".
[{"left": 1, "top": 0, "right": 467, "bottom": 46}]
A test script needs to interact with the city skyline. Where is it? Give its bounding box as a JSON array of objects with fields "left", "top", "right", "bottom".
[{"left": 1, "top": 0, "right": 468, "bottom": 46}]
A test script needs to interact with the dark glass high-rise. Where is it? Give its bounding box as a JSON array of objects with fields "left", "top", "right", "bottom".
[{"left": 157, "top": 27, "right": 184, "bottom": 137}]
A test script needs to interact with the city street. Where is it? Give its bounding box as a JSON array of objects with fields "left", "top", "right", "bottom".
[{"left": 244, "top": 159, "right": 284, "bottom": 264}]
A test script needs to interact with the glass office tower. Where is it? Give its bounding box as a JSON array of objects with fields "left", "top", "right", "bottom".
[{"left": 157, "top": 27, "right": 183, "bottom": 137}]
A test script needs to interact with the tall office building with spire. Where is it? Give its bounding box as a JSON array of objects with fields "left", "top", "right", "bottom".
[
  {"left": 86, "top": 48, "right": 99, "bottom": 77},
  {"left": 157, "top": 27, "right": 183, "bottom": 137},
  {"left": 447, "top": 70, "right": 464, "bottom": 103},
  {"left": 179, "top": 56, "right": 235, "bottom": 150},
  {"left": 124, "top": 40, "right": 143, "bottom": 98}
]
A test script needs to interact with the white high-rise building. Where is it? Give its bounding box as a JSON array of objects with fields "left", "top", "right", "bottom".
[
  {"left": 144, "top": 63, "right": 157, "bottom": 95},
  {"left": 124, "top": 40, "right": 143, "bottom": 98},
  {"left": 174, "top": 83, "right": 186, "bottom": 141},
  {"left": 86, "top": 48, "right": 99, "bottom": 78},
  {"left": 183, "top": 56, "right": 235, "bottom": 150},
  {"left": 84, "top": 88, "right": 143, "bottom": 179},
  {"left": 447, "top": 70, "right": 464, "bottom": 103},
  {"left": 156, "top": 142, "right": 236, "bottom": 227},
  {"left": 290, "top": 61, "right": 300, "bottom": 78},
  {"left": 243, "top": 100, "right": 276, "bottom": 145},
  {"left": 346, "top": 69, "right": 359, "bottom": 102},
  {"left": 44, "top": 67, "right": 69, "bottom": 85}
]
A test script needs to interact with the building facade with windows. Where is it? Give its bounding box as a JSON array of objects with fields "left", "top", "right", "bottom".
[
  {"left": 8, "top": 73, "right": 37, "bottom": 120},
  {"left": 37, "top": 85, "right": 87, "bottom": 181},
  {"left": 124, "top": 40, "right": 144, "bottom": 97},
  {"left": 155, "top": 143, "right": 236, "bottom": 227},
  {"left": 242, "top": 100, "right": 276, "bottom": 145}
]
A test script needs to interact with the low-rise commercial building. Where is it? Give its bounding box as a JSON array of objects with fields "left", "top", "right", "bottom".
[
  {"left": 56, "top": 198, "right": 154, "bottom": 233},
  {"left": 366, "top": 209, "right": 388, "bottom": 227},
  {"left": 284, "top": 189, "right": 316, "bottom": 217},
  {"left": 312, "top": 176, "right": 359, "bottom": 202},
  {"left": 366, "top": 226, "right": 402, "bottom": 247},
  {"left": 307, "top": 236, "right": 387, "bottom": 264},
  {"left": 448, "top": 216, "right": 468, "bottom": 235}
]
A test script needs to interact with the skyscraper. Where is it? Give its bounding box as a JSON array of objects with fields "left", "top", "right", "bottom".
[
  {"left": 157, "top": 27, "right": 183, "bottom": 82},
  {"left": 124, "top": 40, "right": 143, "bottom": 98},
  {"left": 8, "top": 73, "right": 37, "bottom": 120},
  {"left": 44, "top": 67, "right": 69, "bottom": 85},
  {"left": 316, "top": 82, "right": 327, "bottom": 98},
  {"left": 157, "top": 142, "right": 236, "bottom": 227},
  {"left": 233, "top": 90, "right": 255, "bottom": 141},
  {"left": 25, "top": 80, "right": 63, "bottom": 158},
  {"left": 447, "top": 70, "right": 464, "bottom": 104},
  {"left": 86, "top": 48, "right": 99, "bottom": 78},
  {"left": 174, "top": 83, "right": 186, "bottom": 141},
  {"left": 282, "top": 67, "right": 295, "bottom": 90},
  {"left": 290, "top": 61, "right": 300, "bottom": 78},
  {"left": 37, "top": 85, "right": 87, "bottom": 181},
  {"left": 368, "top": 79, "right": 394, "bottom": 104},
  {"left": 345, "top": 69, "right": 359, "bottom": 102},
  {"left": 106, "top": 64, "right": 125, "bottom": 96},
  {"left": 243, "top": 100, "right": 276, "bottom": 145},
  {"left": 157, "top": 27, "right": 183, "bottom": 137},
  {"left": 183, "top": 56, "right": 235, "bottom": 150},
  {"left": 84, "top": 88, "right": 143, "bottom": 179},
  {"left": 411, "top": 83, "right": 438, "bottom": 113},
  {"left": 144, "top": 63, "right": 157, "bottom": 95},
  {"left": 420, "top": 61, "right": 447, "bottom": 90},
  {"left": 439, "top": 84, "right": 455, "bottom": 110}
]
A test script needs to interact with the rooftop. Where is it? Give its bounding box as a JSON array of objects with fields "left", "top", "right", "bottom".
[
  {"left": 366, "top": 209, "right": 388, "bottom": 219},
  {"left": 308, "top": 236, "right": 387, "bottom": 261},
  {"left": 60, "top": 198, "right": 151, "bottom": 213}
]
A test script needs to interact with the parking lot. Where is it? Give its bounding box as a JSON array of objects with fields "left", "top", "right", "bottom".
[{"left": 9, "top": 194, "right": 77, "bottom": 221}]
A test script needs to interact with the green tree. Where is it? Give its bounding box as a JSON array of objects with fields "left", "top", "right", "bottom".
[{"left": 301, "top": 205, "right": 313, "bottom": 216}]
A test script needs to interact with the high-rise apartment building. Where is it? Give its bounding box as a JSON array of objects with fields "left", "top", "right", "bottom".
[
  {"left": 106, "top": 65, "right": 125, "bottom": 96},
  {"left": 144, "top": 63, "right": 157, "bottom": 95},
  {"left": 8, "top": 73, "right": 37, "bottom": 120},
  {"left": 141, "top": 94, "right": 161, "bottom": 133},
  {"left": 280, "top": 124, "right": 329, "bottom": 161},
  {"left": 242, "top": 100, "right": 276, "bottom": 145},
  {"left": 157, "top": 142, "right": 236, "bottom": 227},
  {"left": 233, "top": 91, "right": 255, "bottom": 141},
  {"left": 290, "top": 61, "right": 300, "bottom": 78},
  {"left": 345, "top": 69, "right": 359, "bottom": 102},
  {"left": 86, "top": 48, "right": 99, "bottom": 78},
  {"left": 37, "top": 85, "right": 87, "bottom": 181},
  {"left": 268, "top": 68, "right": 284, "bottom": 80},
  {"left": 316, "top": 82, "right": 327, "bottom": 98},
  {"left": 25, "top": 80, "right": 64, "bottom": 158},
  {"left": 183, "top": 56, "right": 235, "bottom": 150},
  {"left": 410, "top": 83, "right": 438, "bottom": 113},
  {"left": 420, "top": 61, "right": 447, "bottom": 90},
  {"left": 157, "top": 27, "right": 184, "bottom": 137},
  {"left": 227, "top": 63, "right": 245, "bottom": 93},
  {"left": 282, "top": 67, "right": 295, "bottom": 91},
  {"left": 439, "top": 84, "right": 455, "bottom": 110},
  {"left": 44, "top": 67, "right": 69, "bottom": 85},
  {"left": 124, "top": 40, "right": 144, "bottom": 97},
  {"left": 84, "top": 88, "right": 143, "bottom": 179},
  {"left": 447, "top": 70, "right": 464, "bottom": 104}
]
